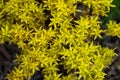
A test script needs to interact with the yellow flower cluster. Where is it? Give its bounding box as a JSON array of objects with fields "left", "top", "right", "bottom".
[
  {"left": 0, "top": 0, "right": 119, "bottom": 80},
  {"left": 107, "top": 20, "right": 120, "bottom": 38},
  {"left": 82, "top": 0, "right": 115, "bottom": 16}
]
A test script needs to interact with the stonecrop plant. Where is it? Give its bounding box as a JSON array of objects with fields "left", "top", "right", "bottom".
[{"left": 0, "top": 0, "right": 119, "bottom": 80}]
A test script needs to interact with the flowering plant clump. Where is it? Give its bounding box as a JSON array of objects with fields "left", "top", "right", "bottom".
[{"left": 0, "top": 0, "right": 119, "bottom": 80}]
